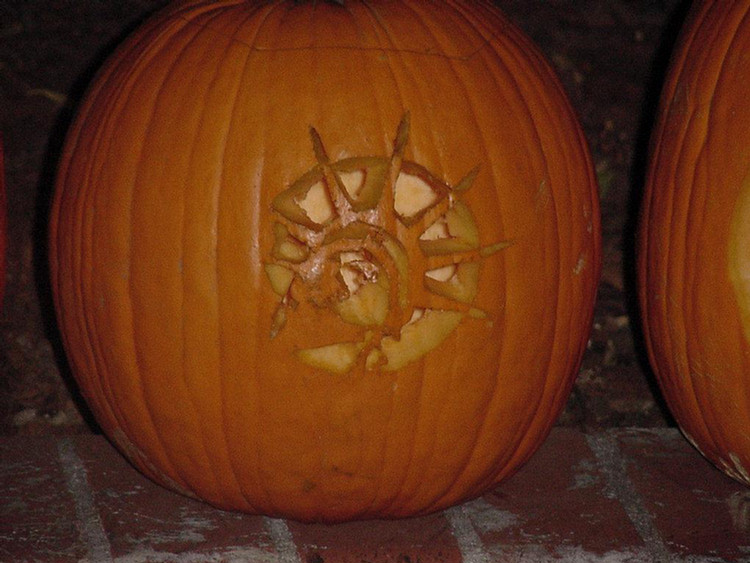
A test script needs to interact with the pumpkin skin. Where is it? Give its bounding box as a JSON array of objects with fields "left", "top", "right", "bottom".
[
  {"left": 639, "top": 0, "right": 750, "bottom": 485},
  {"left": 51, "top": 0, "right": 600, "bottom": 521}
]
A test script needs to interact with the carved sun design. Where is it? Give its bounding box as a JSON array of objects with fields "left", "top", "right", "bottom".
[{"left": 264, "top": 114, "right": 512, "bottom": 375}]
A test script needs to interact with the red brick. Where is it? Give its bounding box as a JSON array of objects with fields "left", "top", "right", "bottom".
[
  {"left": 288, "top": 513, "right": 462, "bottom": 563},
  {"left": 0, "top": 437, "right": 85, "bottom": 562},
  {"left": 471, "top": 428, "right": 646, "bottom": 560},
  {"left": 616, "top": 428, "right": 750, "bottom": 561},
  {"left": 73, "top": 435, "right": 276, "bottom": 561},
  {"left": 3, "top": 428, "right": 749, "bottom": 562}
]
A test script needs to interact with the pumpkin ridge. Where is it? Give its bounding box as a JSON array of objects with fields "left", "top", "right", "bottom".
[
  {"left": 86, "top": 28, "right": 198, "bottom": 492},
  {"left": 171, "top": 21, "right": 257, "bottom": 503},
  {"left": 392, "top": 39, "right": 498, "bottom": 513},
  {"left": 485, "top": 47, "right": 562, "bottom": 472},
  {"left": 442, "top": 33, "right": 589, "bottom": 504},
  {"left": 127, "top": 20, "right": 231, "bottom": 498},
  {"left": 216, "top": 29, "right": 270, "bottom": 514},
  {"left": 681, "top": 130, "right": 717, "bottom": 460},
  {"left": 178, "top": 14, "right": 259, "bottom": 509},
  {"left": 645, "top": 75, "right": 685, "bottom": 430},
  {"left": 169, "top": 4, "right": 269, "bottom": 513},
  {"left": 357, "top": 67, "right": 400, "bottom": 516},
  {"left": 63, "top": 6, "right": 181, "bottom": 476},
  {"left": 694, "top": 32, "right": 750, "bottom": 459},
  {"left": 68, "top": 84, "right": 125, "bottom": 454},
  {"left": 112, "top": 66, "right": 199, "bottom": 494},
  {"left": 663, "top": 6, "right": 739, "bottom": 461}
]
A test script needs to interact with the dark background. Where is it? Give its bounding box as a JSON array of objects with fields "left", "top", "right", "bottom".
[{"left": 0, "top": 0, "right": 689, "bottom": 434}]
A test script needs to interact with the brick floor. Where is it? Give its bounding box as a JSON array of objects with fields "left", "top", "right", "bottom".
[{"left": 1, "top": 429, "right": 747, "bottom": 562}]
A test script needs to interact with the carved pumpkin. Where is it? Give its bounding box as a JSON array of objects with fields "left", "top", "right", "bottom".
[
  {"left": 639, "top": 1, "right": 750, "bottom": 484},
  {"left": 51, "top": 0, "right": 600, "bottom": 521}
]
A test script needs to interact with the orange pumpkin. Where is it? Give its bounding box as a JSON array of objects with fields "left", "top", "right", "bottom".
[
  {"left": 51, "top": 0, "right": 600, "bottom": 521},
  {"left": 639, "top": 1, "right": 750, "bottom": 485}
]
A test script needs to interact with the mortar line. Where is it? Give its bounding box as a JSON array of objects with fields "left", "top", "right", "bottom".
[
  {"left": 263, "top": 517, "right": 302, "bottom": 563},
  {"left": 446, "top": 504, "right": 492, "bottom": 563},
  {"left": 113, "top": 547, "right": 279, "bottom": 562},
  {"left": 586, "top": 431, "right": 672, "bottom": 562},
  {"left": 58, "top": 436, "right": 114, "bottom": 563}
]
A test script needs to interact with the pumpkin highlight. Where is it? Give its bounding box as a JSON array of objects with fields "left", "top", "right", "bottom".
[
  {"left": 639, "top": 0, "right": 750, "bottom": 485},
  {"left": 51, "top": 0, "right": 600, "bottom": 521}
]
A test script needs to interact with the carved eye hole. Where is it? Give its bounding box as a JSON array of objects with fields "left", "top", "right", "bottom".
[
  {"left": 271, "top": 169, "right": 334, "bottom": 230},
  {"left": 394, "top": 162, "right": 450, "bottom": 225},
  {"left": 296, "top": 180, "right": 334, "bottom": 225},
  {"left": 394, "top": 172, "right": 437, "bottom": 219},
  {"left": 332, "top": 156, "right": 389, "bottom": 212},
  {"left": 338, "top": 169, "right": 365, "bottom": 199}
]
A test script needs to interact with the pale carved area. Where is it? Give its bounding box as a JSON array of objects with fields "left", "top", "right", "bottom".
[{"left": 264, "top": 115, "right": 512, "bottom": 374}]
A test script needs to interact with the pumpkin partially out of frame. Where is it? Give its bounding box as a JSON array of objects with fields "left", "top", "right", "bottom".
[
  {"left": 639, "top": 0, "right": 750, "bottom": 485},
  {"left": 51, "top": 0, "right": 600, "bottom": 521}
]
